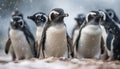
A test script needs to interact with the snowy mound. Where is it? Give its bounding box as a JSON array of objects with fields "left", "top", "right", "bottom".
[{"left": 0, "top": 57, "right": 120, "bottom": 69}]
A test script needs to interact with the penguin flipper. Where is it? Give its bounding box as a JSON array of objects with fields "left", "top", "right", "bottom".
[
  {"left": 71, "top": 25, "right": 78, "bottom": 40},
  {"left": 23, "top": 27, "right": 37, "bottom": 57},
  {"left": 67, "top": 33, "right": 74, "bottom": 58},
  {"left": 35, "top": 41, "right": 38, "bottom": 55},
  {"left": 101, "top": 36, "right": 105, "bottom": 54},
  {"left": 100, "top": 36, "right": 109, "bottom": 60},
  {"left": 74, "top": 21, "right": 86, "bottom": 51},
  {"left": 5, "top": 38, "right": 11, "bottom": 54}
]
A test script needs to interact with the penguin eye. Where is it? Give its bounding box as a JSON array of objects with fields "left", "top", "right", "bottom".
[
  {"left": 19, "top": 22, "right": 23, "bottom": 26},
  {"left": 37, "top": 16, "right": 41, "bottom": 20},
  {"left": 18, "top": 20, "right": 24, "bottom": 28},
  {"left": 87, "top": 15, "right": 93, "bottom": 22},
  {"left": 107, "top": 11, "right": 114, "bottom": 18},
  {"left": 109, "top": 13, "right": 112, "bottom": 16},
  {"left": 18, "top": 22, "right": 23, "bottom": 27},
  {"left": 41, "top": 15, "right": 46, "bottom": 21}
]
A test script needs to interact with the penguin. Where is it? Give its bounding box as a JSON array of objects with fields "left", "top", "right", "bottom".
[
  {"left": 11, "top": 10, "right": 30, "bottom": 31},
  {"left": 74, "top": 11, "right": 103, "bottom": 59},
  {"left": 100, "top": 10, "right": 120, "bottom": 60},
  {"left": 27, "top": 12, "right": 48, "bottom": 58},
  {"left": 105, "top": 9, "right": 120, "bottom": 49},
  {"left": 5, "top": 15, "right": 36, "bottom": 60},
  {"left": 37, "top": 8, "right": 74, "bottom": 58},
  {"left": 104, "top": 9, "right": 120, "bottom": 59},
  {"left": 105, "top": 9, "right": 120, "bottom": 23},
  {"left": 72, "top": 14, "right": 85, "bottom": 44}
]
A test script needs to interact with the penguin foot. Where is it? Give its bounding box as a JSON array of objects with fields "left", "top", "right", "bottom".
[
  {"left": 70, "top": 52, "right": 74, "bottom": 58},
  {"left": 107, "top": 56, "right": 114, "bottom": 61},
  {"left": 100, "top": 54, "right": 109, "bottom": 61},
  {"left": 18, "top": 57, "right": 25, "bottom": 60},
  {"left": 12, "top": 58, "right": 16, "bottom": 61}
]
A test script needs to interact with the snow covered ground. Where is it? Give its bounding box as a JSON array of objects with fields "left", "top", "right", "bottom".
[{"left": 0, "top": 50, "right": 120, "bottom": 69}]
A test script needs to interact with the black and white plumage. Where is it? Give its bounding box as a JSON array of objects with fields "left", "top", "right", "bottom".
[
  {"left": 103, "top": 9, "right": 120, "bottom": 58},
  {"left": 37, "top": 8, "right": 74, "bottom": 58},
  {"left": 105, "top": 9, "right": 120, "bottom": 52},
  {"left": 11, "top": 10, "right": 30, "bottom": 30},
  {"left": 105, "top": 9, "right": 120, "bottom": 23},
  {"left": 74, "top": 11, "right": 103, "bottom": 59},
  {"left": 27, "top": 12, "right": 48, "bottom": 58},
  {"left": 72, "top": 14, "right": 85, "bottom": 44},
  {"left": 5, "top": 15, "right": 36, "bottom": 60},
  {"left": 100, "top": 10, "right": 120, "bottom": 60},
  {"left": 27, "top": 12, "right": 48, "bottom": 27}
]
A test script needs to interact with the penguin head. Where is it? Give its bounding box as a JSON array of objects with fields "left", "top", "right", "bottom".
[
  {"left": 11, "top": 10, "right": 23, "bottom": 18},
  {"left": 86, "top": 11, "right": 104, "bottom": 25},
  {"left": 10, "top": 16, "right": 25, "bottom": 30},
  {"left": 75, "top": 14, "right": 85, "bottom": 26},
  {"left": 105, "top": 8, "right": 120, "bottom": 23},
  {"left": 99, "top": 10, "right": 117, "bottom": 30},
  {"left": 49, "top": 8, "right": 69, "bottom": 22},
  {"left": 27, "top": 12, "right": 48, "bottom": 27}
]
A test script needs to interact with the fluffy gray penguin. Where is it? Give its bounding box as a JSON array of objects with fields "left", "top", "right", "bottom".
[
  {"left": 72, "top": 14, "right": 85, "bottom": 44},
  {"left": 5, "top": 15, "right": 36, "bottom": 60},
  {"left": 100, "top": 10, "right": 120, "bottom": 60},
  {"left": 105, "top": 9, "right": 120, "bottom": 23},
  {"left": 101, "top": 9, "right": 120, "bottom": 60},
  {"left": 74, "top": 11, "right": 103, "bottom": 59},
  {"left": 37, "top": 8, "right": 74, "bottom": 58},
  {"left": 27, "top": 12, "right": 48, "bottom": 58}
]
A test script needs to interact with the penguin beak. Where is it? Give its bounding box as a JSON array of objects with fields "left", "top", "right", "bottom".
[
  {"left": 74, "top": 17, "right": 79, "bottom": 21},
  {"left": 27, "top": 16, "right": 33, "bottom": 19},
  {"left": 63, "top": 13, "right": 69, "bottom": 17},
  {"left": 99, "top": 11, "right": 106, "bottom": 21}
]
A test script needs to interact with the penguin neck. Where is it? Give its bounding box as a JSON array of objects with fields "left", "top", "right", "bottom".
[
  {"left": 85, "top": 20, "right": 101, "bottom": 29},
  {"left": 10, "top": 25, "right": 24, "bottom": 31},
  {"left": 51, "top": 20, "right": 64, "bottom": 25},
  {"left": 36, "top": 26, "right": 43, "bottom": 34},
  {"left": 88, "top": 19, "right": 100, "bottom": 25},
  {"left": 36, "top": 22, "right": 44, "bottom": 27},
  {"left": 52, "top": 17, "right": 64, "bottom": 23},
  {"left": 37, "top": 26, "right": 43, "bottom": 30},
  {"left": 36, "top": 26, "right": 43, "bottom": 39}
]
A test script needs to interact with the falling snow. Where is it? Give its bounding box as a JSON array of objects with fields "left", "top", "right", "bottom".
[{"left": 0, "top": 0, "right": 120, "bottom": 69}]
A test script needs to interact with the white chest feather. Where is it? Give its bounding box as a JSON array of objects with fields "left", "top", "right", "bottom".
[
  {"left": 36, "top": 27, "right": 43, "bottom": 44},
  {"left": 45, "top": 24, "right": 67, "bottom": 57},
  {"left": 78, "top": 25, "right": 102, "bottom": 58},
  {"left": 73, "top": 29, "right": 79, "bottom": 44},
  {"left": 9, "top": 29, "right": 33, "bottom": 59},
  {"left": 101, "top": 26, "right": 107, "bottom": 43}
]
